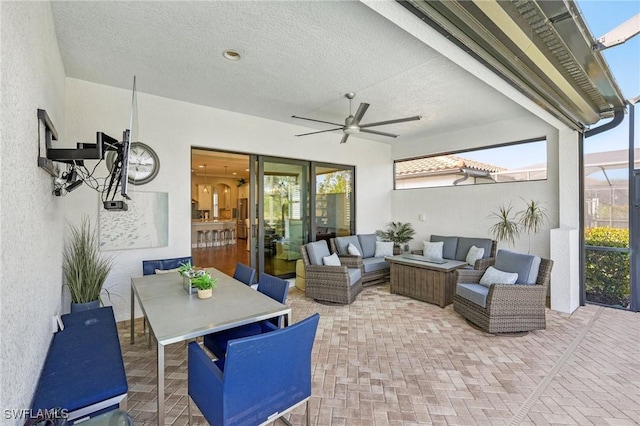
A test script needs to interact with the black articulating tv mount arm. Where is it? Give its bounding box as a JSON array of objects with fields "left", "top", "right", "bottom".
[
  {"left": 37, "top": 109, "right": 126, "bottom": 209},
  {"left": 37, "top": 109, "right": 119, "bottom": 167}
]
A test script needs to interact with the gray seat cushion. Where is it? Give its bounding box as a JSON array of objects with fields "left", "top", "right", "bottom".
[
  {"left": 305, "top": 240, "right": 331, "bottom": 266},
  {"left": 334, "top": 236, "right": 363, "bottom": 256},
  {"left": 347, "top": 267, "right": 362, "bottom": 285},
  {"left": 430, "top": 235, "right": 458, "bottom": 260},
  {"left": 357, "top": 234, "right": 377, "bottom": 258},
  {"left": 456, "top": 283, "right": 490, "bottom": 308},
  {"left": 455, "top": 237, "right": 493, "bottom": 262},
  {"left": 493, "top": 249, "right": 541, "bottom": 284},
  {"left": 361, "top": 257, "right": 390, "bottom": 273}
]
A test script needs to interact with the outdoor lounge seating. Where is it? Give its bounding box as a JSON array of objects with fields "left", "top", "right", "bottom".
[
  {"left": 330, "top": 234, "right": 390, "bottom": 286},
  {"left": 188, "top": 313, "right": 320, "bottom": 426},
  {"left": 415, "top": 235, "right": 496, "bottom": 270},
  {"left": 453, "top": 249, "right": 553, "bottom": 333},
  {"left": 301, "top": 240, "right": 363, "bottom": 304}
]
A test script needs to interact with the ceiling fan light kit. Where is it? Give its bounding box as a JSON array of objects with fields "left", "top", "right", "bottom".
[{"left": 292, "top": 92, "right": 421, "bottom": 143}]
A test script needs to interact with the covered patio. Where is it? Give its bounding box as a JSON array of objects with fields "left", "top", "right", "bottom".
[{"left": 120, "top": 285, "right": 640, "bottom": 425}]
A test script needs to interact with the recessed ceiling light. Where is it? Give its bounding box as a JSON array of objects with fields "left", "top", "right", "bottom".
[
  {"left": 198, "top": 164, "right": 205, "bottom": 168},
  {"left": 223, "top": 49, "right": 241, "bottom": 61},
  {"left": 232, "top": 172, "right": 237, "bottom": 175},
  {"left": 245, "top": 168, "right": 250, "bottom": 172}
]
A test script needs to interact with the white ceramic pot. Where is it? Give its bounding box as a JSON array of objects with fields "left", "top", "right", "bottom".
[{"left": 197, "top": 288, "right": 212, "bottom": 299}]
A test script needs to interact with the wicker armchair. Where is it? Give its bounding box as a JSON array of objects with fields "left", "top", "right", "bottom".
[
  {"left": 453, "top": 253, "right": 553, "bottom": 334},
  {"left": 300, "top": 240, "right": 363, "bottom": 304}
]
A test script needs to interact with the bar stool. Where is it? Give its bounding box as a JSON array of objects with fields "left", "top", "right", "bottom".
[
  {"left": 209, "top": 229, "right": 220, "bottom": 248},
  {"left": 222, "top": 228, "right": 231, "bottom": 246},
  {"left": 196, "top": 230, "right": 208, "bottom": 249}
]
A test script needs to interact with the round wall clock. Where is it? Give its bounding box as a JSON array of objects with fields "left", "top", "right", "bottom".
[{"left": 107, "top": 142, "right": 160, "bottom": 185}]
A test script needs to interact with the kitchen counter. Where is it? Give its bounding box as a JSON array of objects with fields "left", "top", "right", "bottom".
[{"left": 191, "top": 221, "right": 236, "bottom": 248}]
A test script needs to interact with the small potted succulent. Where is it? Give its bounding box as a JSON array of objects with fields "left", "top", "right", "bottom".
[
  {"left": 179, "top": 261, "right": 206, "bottom": 294},
  {"left": 191, "top": 272, "right": 218, "bottom": 299},
  {"left": 178, "top": 261, "right": 195, "bottom": 277}
]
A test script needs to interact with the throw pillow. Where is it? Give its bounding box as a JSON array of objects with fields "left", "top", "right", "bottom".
[
  {"left": 155, "top": 267, "right": 180, "bottom": 274},
  {"left": 423, "top": 241, "right": 444, "bottom": 259},
  {"left": 374, "top": 241, "right": 394, "bottom": 257},
  {"left": 466, "top": 245, "right": 485, "bottom": 266},
  {"left": 347, "top": 243, "right": 362, "bottom": 256},
  {"left": 479, "top": 266, "right": 518, "bottom": 287},
  {"left": 322, "top": 253, "right": 341, "bottom": 266}
]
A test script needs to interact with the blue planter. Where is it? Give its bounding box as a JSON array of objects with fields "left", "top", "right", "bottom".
[{"left": 71, "top": 299, "right": 100, "bottom": 313}]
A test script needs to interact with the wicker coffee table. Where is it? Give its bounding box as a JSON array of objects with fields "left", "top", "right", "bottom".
[{"left": 387, "top": 255, "right": 468, "bottom": 307}]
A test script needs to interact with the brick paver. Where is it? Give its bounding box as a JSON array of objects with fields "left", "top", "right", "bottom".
[{"left": 118, "top": 284, "right": 640, "bottom": 425}]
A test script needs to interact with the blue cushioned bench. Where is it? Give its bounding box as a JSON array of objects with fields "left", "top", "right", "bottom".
[{"left": 31, "top": 307, "right": 128, "bottom": 424}]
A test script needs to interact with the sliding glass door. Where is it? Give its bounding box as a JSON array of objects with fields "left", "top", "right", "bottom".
[
  {"left": 246, "top": 157, "right": 355, "bottom": 279},
  {"left": 254, "top": 157, "right": 308, "bottom": 278},
  {"left": 312, "top": 163, "right": 355, "bottom": 243}
]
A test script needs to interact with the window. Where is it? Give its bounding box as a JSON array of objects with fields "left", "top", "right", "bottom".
[{"left": 394, "top": 138, "right": 547, "bottom": 189}]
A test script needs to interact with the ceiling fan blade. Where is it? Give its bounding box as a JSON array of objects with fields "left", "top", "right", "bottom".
[
  {"left": 359, "top": 115, "right": 422, "bottom": 129},
  {"left": 340, "top": 134, "right": 350, "bottom": 144},
  {"left": 360, "top": 128, "right": 398, "bottom": 138},
  {"left": 295, "top": 127, "right": 344, "bottom": 137},
  {"left": 352, "top": 103, "right": 370, "bottom": 125},
  {"left": 291, "top": 115, "right": 343, "bottom": 127}
]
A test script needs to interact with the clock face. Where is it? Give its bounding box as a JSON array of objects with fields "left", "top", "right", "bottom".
[{"left": 107, "top": 142, "right": 159, "bottom": 185}]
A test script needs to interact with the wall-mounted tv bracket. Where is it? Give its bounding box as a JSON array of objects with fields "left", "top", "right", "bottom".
[
  {"left": 37, "top": 109, "right": 121, "bottom": 196},
  {"left": 38, "top": 108, "right": 108, "bottom": 166}
]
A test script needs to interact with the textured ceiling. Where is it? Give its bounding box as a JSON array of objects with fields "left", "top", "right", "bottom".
[{"left": 50, "top": 1, "right": 528, "bottom": 144}]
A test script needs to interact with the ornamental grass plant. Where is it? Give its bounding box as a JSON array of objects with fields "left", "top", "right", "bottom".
[{"left": 62, "top": 217, "right": 113, "bottom": 304}]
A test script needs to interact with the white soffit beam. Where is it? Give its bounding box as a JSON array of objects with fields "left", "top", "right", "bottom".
[{"left": 596, "top": 13, "right": 640, "bottom": 50}]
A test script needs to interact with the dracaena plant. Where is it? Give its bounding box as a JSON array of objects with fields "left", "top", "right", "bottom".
[{"left": 489, "top": 199, "right": 548, "bottom": 252}]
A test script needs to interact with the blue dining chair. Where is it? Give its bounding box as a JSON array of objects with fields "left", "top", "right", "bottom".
[
  {"left": 232, "top": 262, "right": 256, "bottom": 286},
  {"left": 203, "top": 273, "right": 289, "bottom": 362},
  {"left": 188, "top": 313, "right": 320, "bottom": 426},
  {"left": 142, "top": 256, "right": 192, "bottom": 276}
]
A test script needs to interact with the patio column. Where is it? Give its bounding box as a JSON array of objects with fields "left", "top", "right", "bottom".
[{"left": 550, "top": 129, "right": 581, "bottom": 313}]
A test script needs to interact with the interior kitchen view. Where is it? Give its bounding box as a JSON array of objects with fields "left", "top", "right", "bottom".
[{"left": 191, "top": 149, "right": 250, "bottom": 276}]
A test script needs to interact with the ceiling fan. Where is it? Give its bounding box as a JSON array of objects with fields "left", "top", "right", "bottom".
[{"left": 292, "top": 93, "right": 422, "bottom": 144}]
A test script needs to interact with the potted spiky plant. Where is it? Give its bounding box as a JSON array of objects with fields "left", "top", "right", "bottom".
[
  {"left": 63, "top": 217, "right": 113, "bottom": 312},
  {"left": 489, "top": 199, "right": 548, "bottom": 252},
  {"left": 488, "top": 203, "right": 520, "bottom": 247},
  {"left": 375, "top": 221, "right": 416, "bottom": 254},
  {"left": 191, "top": 272, "right": 218, "bottom": 299},
  {"left": 518, "top": 199, "right": 548, "bottom": 253}
]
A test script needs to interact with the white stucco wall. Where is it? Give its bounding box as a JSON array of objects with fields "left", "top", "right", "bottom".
[
  {"left": 63, "top": 78, "right": 393, "bottom": 321},
  {"left": 391, "top": 116, "right": 560, "bottom": 257},
  {"left": 0, "top": 1, "right": 67, "bottom": 420}
]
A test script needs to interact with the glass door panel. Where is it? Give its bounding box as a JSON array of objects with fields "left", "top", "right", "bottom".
[
  {"left": 313, "top": 164, "right": 354, "bottom": 242},
  {"left": 259, "top": 157, "right": 308, "bottom": 278}
]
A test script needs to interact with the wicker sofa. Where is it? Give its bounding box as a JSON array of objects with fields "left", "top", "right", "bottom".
[
  {"left": 330, "top": 234, "right": 391, "bottom": 286},
  {"left": 453, "top": 249, "right": 553, "bottom": 333},
  {"left": 414, "top": 235, "right": 497, "bottom": 270}
]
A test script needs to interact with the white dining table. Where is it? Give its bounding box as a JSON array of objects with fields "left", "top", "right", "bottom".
[{"left": 130, "top": 268, "right": 291, "bottom": 425}]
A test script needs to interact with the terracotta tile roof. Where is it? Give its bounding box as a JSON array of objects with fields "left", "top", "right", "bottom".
[{"left": 396, "top": 154, "right": 505, "bottom": 176}]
